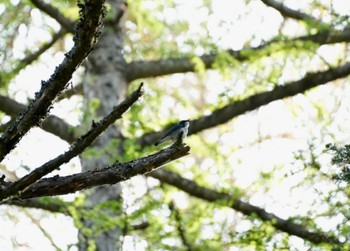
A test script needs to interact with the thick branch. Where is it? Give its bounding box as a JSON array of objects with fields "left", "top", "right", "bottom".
[
  {"left": 149, "top": 169, "right": 341, "bottom": 245},
  {"left": 30, "top": 0, "right": 75, "bottom": 32},
  {"left": 0, "top": 95, "right": 75, "bottom": 143},
  {"left": 3, "top": 31, "right": 348, "bottom": 144},
  {"left": 126, "top": 51, "right": 241, "bottom": 81},
  {"left": 0, "top": 0, "right": 106, "bottom": 162},
  {"left": 12, "top": 144, "right": 190, "bottom": 199},
  {"left": 282, "top": 29, "right": 350, "bottom": 44},
  {"left": 138, "top": 61, "right": 350, "bottom": 146},
  {"left": 126, "top": 28, "right": 350, "bottom": 81},
  {"left": 0, "top": 84, "right": 143, "bottom": 201}
]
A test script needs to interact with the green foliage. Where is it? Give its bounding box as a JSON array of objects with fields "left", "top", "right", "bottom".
[
  {"left": 126, "top": 0, "right": 166, "bottom": 59},
  {"left": 81, "top": 147, "right": 101, "bottom": 160},
  {"left": 190, "top": 56, "right": 206, "bottom": 78},
  {"left": 123, "top": 81, "right": 165, "bottom": 131},
  {"left": 124, "top": 0, "right": 219, "bottom": 60},
  {"left": 240, "top": 39, "right": 318, "bottom": 63},
  {"left": 213, "top": 51, "right": 241, "bottom": 79},
  {"left": 119, "top": 139, "right": 143, "bottom": 162},
  {"left": 87, "top": 240, "right": 96, "bottom": 251},
  {"left": 2, "top": 0, "right": 350, "bottom": 250},
  {"left": 236, "top": 221, "right": 280, "bottom": 250},
  {"left": 69, "top": 198, "right": 124, "bottom": 248},
  {"left": 326, "top": 143, "right": 350, "bottom": 184},
  {"left": 127, "top": 0, "right": 164, "bottom": 37},
  {"left": 0, "top": 0, "right": 32, "bottom": 90},
  {"left": 49, "top": 0, "right": 79, "bottom": 20}
]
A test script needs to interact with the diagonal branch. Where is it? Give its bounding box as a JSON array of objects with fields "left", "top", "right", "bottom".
[
  {"left": 260, "top": 0, "right": 319, "bottom": 22},
  {"left": 0, "top": 83, "right": 143, "bottom": 202},
  {"left": 149, "top": 169, "right": 341, "bottom": 245},
  {"left": 0, "top": 0, "right": 107, "bottom": 162},
  {"left": 30, "top": 0, "right": 75, "bottom": 32},
  {"left": 9, "top": 144, "right": 190, "bottom": 200},
  {"left": 24, "top": 209, "right": 62, "bottom": 250},
  {"left": 1, "top": 29, "right": 67, "bottom": 87},
  {"left": 138, "top": 61, "right": 350, "bottom": 146},
  {"left": 19, "top": 29, "right": 67, "bottom": 69}
]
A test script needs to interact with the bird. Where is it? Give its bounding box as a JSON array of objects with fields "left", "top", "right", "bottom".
[{"left": 154, "top": 120, "right": 190, "bottom": 146}]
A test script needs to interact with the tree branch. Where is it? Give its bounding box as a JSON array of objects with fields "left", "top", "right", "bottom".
[
  {"left": 0, "top": 0, "right": 107, "bottom": 162},
  {"left": 149, "top": 169, "right": 341, "bottom": 245},
  {"left": 281, "top": 29, "right": 350, "bottom": 45},
  {"left": 58, "top": 83, "right": 83, "bottom": 100},
  {"left": 260, "top": 0, "right": 319, "bottom": 22},
  {"left": 138, "top": 61, "right": 350, "bottom": 146},
  {"left": 30, "top": 0, "right": 75, "bottom": 32},
  {"left": 21, "top": 29, "right": 67, "bottom": 68},
  {"left": 169, "top": 201, "right": 194, "bottom": 251},
  {"left": 0, "top": 83, "right": 143, "bottom": 201},
  {"left": 126, "top": 51, "right": 241, "bottom": 81},
  {"left": 8, "top": 144, "right": 190, "bottom": 199},
  {"left": 6, "top": 197, "right": 70, "bottom": 214},
  {"left": 126, "top": 25, "right": 350, "bottom": 81},
  {"left": 2, "top": 31, "right": 348, "bottom": 145},
  {"left": 0, "top": 29, "right": 67, "bottom": 87},
  {"left": 0, "top": 95, "right": 75, "bottom": 143}
]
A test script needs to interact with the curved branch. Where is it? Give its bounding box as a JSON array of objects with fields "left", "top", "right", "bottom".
[
  {"left": 138, "top": 61, "right": 350, "bottom": 146},
  {"left": 149, "top": 169, "right": 341, "bottom": 245},
  {"left": 0, "top": 0, "right": 107, "bottom": 162},
  {"left": 10, "top": 144, "right": 190, "bottom": 199},
  {"left": 30, "top": 0, "right": 75, "bottom": 32}
]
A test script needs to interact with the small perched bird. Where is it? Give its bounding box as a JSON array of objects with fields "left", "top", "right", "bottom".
[{"left": 154, "top": 120, "right": 190, "bottom": 146}]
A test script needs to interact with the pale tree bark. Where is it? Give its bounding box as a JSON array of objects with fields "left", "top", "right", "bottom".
[{"left": 79, "top": 1, "right": 128, "bottom": 250}]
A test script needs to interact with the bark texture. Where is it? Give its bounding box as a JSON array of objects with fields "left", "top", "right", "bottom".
[
  {"left": 79, "top": 1, "right": 128, "bottom": 250},
  {"left": 0, "top": 0, "right": 106, "bottom": 162}
]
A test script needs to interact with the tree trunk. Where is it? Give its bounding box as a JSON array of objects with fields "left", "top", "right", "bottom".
[{"left": 79, "top": 1, "right": 128, "bottom": 250}]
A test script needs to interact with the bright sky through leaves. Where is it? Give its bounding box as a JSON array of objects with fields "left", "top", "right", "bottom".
[{"left": 1, "top": 0, "right": 350, "bottom": 250}]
